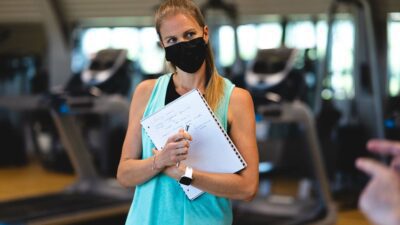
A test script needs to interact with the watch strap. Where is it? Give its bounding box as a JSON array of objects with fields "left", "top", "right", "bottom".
[{"left": 184, "top": 166, "right": 193, "bottom": 179}]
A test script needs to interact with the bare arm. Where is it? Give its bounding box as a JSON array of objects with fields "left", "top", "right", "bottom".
[
  {"left": 116, "top": 79, "right": 159, "bottom": 187},
  {"left": 163, "top": 88, "right": 259, "bottom": 201}
]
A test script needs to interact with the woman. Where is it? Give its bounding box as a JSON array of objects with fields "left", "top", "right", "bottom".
[{"left": 117, "top": 0, "right": 259, "bottom": 224}]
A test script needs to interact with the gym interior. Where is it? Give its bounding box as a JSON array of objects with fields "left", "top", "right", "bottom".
[{"left": 0, "top": 0, "right": 399, "bottom": 224}]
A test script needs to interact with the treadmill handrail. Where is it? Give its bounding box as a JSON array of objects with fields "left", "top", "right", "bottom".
[{"left": 50, "top": 109, "right": 99, "bottom": 181}]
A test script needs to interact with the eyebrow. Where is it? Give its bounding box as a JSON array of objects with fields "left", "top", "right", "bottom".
[{"left": 163, "top": 28, "right": 197, "bottom": 42}]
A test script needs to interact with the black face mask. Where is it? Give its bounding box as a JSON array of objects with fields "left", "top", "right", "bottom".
[{"left": 165, "top": 37, "right": 207, "bottom": 73}]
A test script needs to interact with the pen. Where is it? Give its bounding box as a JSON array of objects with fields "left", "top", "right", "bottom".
[
  {"left": 177, "top": 124, "right": 190, "bottom": 167},
  {"left": 185, "top": 124, "right": 190, "bottom": 132}
]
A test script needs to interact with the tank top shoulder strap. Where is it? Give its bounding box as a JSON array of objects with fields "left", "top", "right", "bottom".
[
  {"left": 215, "top": 78, "right": 235, "bottom": 130},
  {"left": 143, "top": 73, "right": 172, "bottom": 118}
]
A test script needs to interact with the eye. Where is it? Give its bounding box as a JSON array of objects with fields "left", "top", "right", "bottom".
[
  {"left": 185, "top": 31, "right": 196, "bottom": 39},
  {"left": 166, "top": 37, "right": 177, "bottom": 45}
]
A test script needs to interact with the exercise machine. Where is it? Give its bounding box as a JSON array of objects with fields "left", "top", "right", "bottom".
[
  {"left": 233, "top": 48, "right": 336, "bottom": 225},
  {"left": 314, "top": 0, "right": 386, "bottom": 207},
  {"left": 234, "top": 101, "right": 337, "bottom": 225},
  {"left": 0, "top": 49, "right": 133, "bottom": 224},
  {"left": 0, "top": 94, "right": 132, "bottom": 225},
  {"left": 65, "top": 49, "right": 131, "bottom": 97}
]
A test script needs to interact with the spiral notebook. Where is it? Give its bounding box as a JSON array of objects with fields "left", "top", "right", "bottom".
[{"left": 141, "top": 89, "right": 247, "bottom": 200}]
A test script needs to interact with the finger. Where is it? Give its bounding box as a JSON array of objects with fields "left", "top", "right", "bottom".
[
  {"left": 176, "top": 154, "right": 187, "bottom": 162},
  {"left": 174, "top": 133, "right": 186, "bottom": 142},
  {"left": 367, "top": 139, "right": 400, "bottom": 156},
  {"left": 164, "top": 141, "right": 186, "bottom": 152},
  {"left": 179, "top": 129, "right": 192, "bottom": 141},
  {"left": 165, "top": 130, "right": 186, "bottom": 143},
  {"left": 183, "top": 130, "right": 192, "bottom": 141},
  {"left": 170, "top": 149, "right": 188, "bottom": 159},
  {"left": 168, "top": 140, "right": 190, "bottom": 150},
  {"left": 356, "top": 157, "right": 390, "bottom": 177},
  {"left": 176, "top": 140, "right": 189, "bottom": 148},
  {"left": 175, "top": 147, "right": 189, "bottom": 155}
]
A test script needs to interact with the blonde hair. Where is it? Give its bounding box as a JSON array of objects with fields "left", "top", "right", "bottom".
[{"left": 155, "top": 0, "right": 225, "bottom": 111}]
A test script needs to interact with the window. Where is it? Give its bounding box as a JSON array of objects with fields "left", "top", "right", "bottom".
[
  {"left": 218, "top": 26, "right": 236, "bottom": 67},
  {"left": 237, "top": 24, "right": 258, "bottom": 61},
  {"left": 82, "top": 28, "right": 113, "bottom": 57},
  {"left": 137, "top": 27, "right": 165, "bottom": 74},
  {"left": 388, "top": 13, "right": 400, "bottom": 96},
  {"left": 236, "top": 23, "right": 283, "bottom": 61},
  {"left": 110, "top": 28, "right": 140, "bottom": 60},
  {"left": 285, "top": 20, "right": 316, "bottom": 49},
  {"left": 75, "top": 27, "right": 165, "bottom": 75},
  {"left": 316, "top": 20, "right": 328, "bottom": 59},
  {"left": 257, "top": 23, "right": 282, "bottom": 50},
  {"left": 329, "top": 19, "right": 355, "bottom": 99}
]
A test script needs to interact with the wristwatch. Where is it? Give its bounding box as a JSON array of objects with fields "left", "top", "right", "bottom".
[{"left": 179, "top": 166, "right": 193, "bottom": 186}]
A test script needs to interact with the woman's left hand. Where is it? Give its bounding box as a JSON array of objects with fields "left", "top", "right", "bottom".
[{"left": 153, "top": 149, "right": 186, "bottom": 180}]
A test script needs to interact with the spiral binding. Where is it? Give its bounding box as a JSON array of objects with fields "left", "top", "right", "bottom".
[{"left": 195, "top": 89, "right": 247, "bottom": 167}]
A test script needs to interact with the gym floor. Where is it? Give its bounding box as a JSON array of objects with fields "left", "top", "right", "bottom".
[{"left": 0, "top": 159, "right": 372, "bottom": 225}]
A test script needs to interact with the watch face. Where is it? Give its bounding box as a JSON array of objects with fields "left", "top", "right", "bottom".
[{"left": 179, "top": 176, "right": 192, "bottom": 185}]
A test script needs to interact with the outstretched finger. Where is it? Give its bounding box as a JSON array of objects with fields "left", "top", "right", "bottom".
[
  {"left": 356, "top": 157, "right": 390, "bottom": 177},
  {"left": 367, "top": 139, "right": 400, "bottom": 156}
]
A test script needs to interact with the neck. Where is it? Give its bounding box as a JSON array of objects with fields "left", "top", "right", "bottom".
[{"left": 173, "top": 63, "right": 207, "bottom": 94}]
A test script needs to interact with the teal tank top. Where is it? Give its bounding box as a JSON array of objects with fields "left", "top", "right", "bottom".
[{"left": 125, "top": 74, "right": 235, "bottom": 225}]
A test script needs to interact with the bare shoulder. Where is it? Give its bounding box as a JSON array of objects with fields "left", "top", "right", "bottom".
[
  {"left": 133, "top": 79, "right": 156, "bottom": 98},
  {"left": 228, "top": 87, "right": 255, "bottom": 124},
  {"left": 230, "top": 87, "right": 254, "bottom": 108},
  {"left": 129, "top": 79, "right": 157, "bottom": 114},
  {"left": 131, "top": 79, "right": 156, "bottom": 103}
]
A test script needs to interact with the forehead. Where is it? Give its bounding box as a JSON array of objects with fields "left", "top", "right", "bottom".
[{"left": 159, "top": 13, "right": 202, "bottom": 38}]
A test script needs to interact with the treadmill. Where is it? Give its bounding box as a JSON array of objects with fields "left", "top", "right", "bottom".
[
  {"left": 0, "top": 94, "right": 133, "bottom": 225},
  {"left": 233, "top": 48, "right": 336, "bottom": 225},
  {"left": 233, "top": 101, "right": 337, "bottom": 225}
]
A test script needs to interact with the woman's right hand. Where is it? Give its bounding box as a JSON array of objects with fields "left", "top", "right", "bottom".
[{"left": 153, "top": 129, "right": 192, "bottom": 170}]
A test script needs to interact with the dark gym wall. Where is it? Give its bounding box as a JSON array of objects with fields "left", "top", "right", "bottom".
[{"left": 0, "top": 24, "right": 45, "bottom": 57}]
